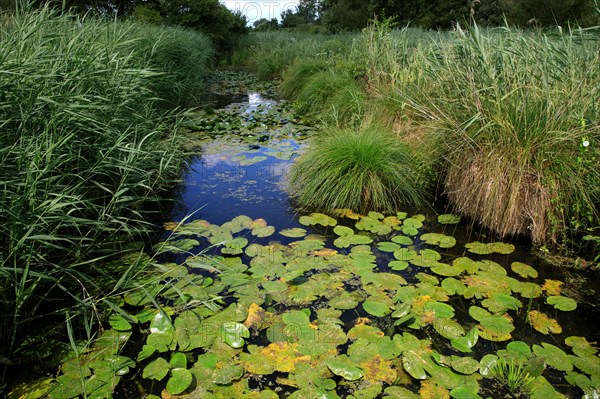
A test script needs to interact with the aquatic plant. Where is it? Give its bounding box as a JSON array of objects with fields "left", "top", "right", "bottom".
[
  {"left": 289, "top": 126, "right": 425, "bottom": 213},
  {"left": 490, "top": 357, "right": 535, "bottom": 394}
]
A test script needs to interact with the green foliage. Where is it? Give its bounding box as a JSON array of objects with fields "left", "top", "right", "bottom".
[
  {"left": 0, "top": 6, "right": 211, "bottom": 369},
  {"left": 289, "top": 126, "right": 426, "bottom": 213}
]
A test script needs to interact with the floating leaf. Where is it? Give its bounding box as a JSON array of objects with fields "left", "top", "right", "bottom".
[
  {"left": 433, "top": 318, "right": 465, "bottom": 340},
  {"left": 166, "top": 368, "right": 193, "bottom": 395},
  {"left": 389, "top": 260, "right": 409, "bottom": 271},
  {"left": 402, "top": 351, "right": 428, "bottom": 380},
  {"left": 108, "top": 314, "right": 132, "bottom": 331},
  {"left": 221, "top": 322, "right": 250, "bottom": 348},
  {"left": 479, "top": 354, "right": 498, "bottom": 377},
  {"left": 150, "top": 312, "right": 173, "bottom": 335},
  {"left": 546, "top": 296, "right": 577, "bottom": 311},
  {"left": 451, "top": 327, "right": 479, "bottom": 353},
  {"left": 238, "top": 155, "right": 268, "bottom": 166},
  {"left": 449, "top": 386, "right": 482, "bottom": 399},
  {"left": 326, "top": 357, "right": 363, "bottom": 381},
  {"left": 424, "top": 301, "right": 455, "bottom": 318},
  {"left": 450, "top": 356, "right": 479, "bottom": 375},
  {"left": 363, "top": 300, "right": 391, "bottom": 317},
  {"left": 280, "top": 228, "right": 307, "bottom": 238},
  {"left": 529, "top": 311, "right": 562, "bottom": 335},
  {"left": 333, "top": 225, "right": 354, "bottom": 237},
  {"left": 377, "top": 242, "right": 402, "bottom": 252},
  {"left": 511, "top": 262, "right": 538, "bottom": 278},
  {"left": 170, "top": 352, "right": 187, "bottom": 369},
  {"left": 542, "top": 279, "right": 563, "bottom": 296},
  {"left": 213, "top": 364, "right": 244, "bottom": 385},
  {"left": 438, "top": 214, "right": 461, "bottom": 224},
  {"left": 533, "top": 343, "right": 573, "bottom": 372},
  {"left": 391, "top": 235, "right": 413, "bottom": 245},
  {"left": 421, "top": 233, "right": 457, "bottom": 249},
  {"left": 143, "top": 357, "right": 169, "bottom": 381},
  {"left": 465, "top": 242, "right": 514, "bottom": 255},
  {"left": 252, "top": 225, "right": 275, "bottom": 238}
]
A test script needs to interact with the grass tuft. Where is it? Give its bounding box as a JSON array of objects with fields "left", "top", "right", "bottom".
[{"left": 288, "top": 126, "right": 426, "bottom": 213}]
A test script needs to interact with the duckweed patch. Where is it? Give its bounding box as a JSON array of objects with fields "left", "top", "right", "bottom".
[{"left": 20, "top": 211, "right": 600, "bottom": 399}]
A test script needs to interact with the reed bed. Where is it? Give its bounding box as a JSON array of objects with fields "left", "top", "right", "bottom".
[
  {"left": 250, "top": 22, "right": 599, "bottom": 246},
  {"left": 0, "top": 5, "right": 212, "bottom": 360}
]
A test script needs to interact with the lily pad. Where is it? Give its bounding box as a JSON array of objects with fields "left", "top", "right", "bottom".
[
  {"left": 420, "top": 233, "right": 457, "bottom": 249},
  {"left": 546, "top": 296, "right": 577, "bottom": 311},
  {"left": 438, "top": 214, "right": 461, "bottom": 224},
  {"left": 326, "top": 357, "right": 364, "bottom": 381},
  {"left": 377, "top": 242, "right": 402, "bottom": 252},
  {"left": 252, "top": 225, "right": 276, "bottom": 238},
  {"left": 167, "top": 368, "right": 193, "bottom": 395},
  {"left": 450, "top": 356, "right": 479, "bottom": 375},
  {"left": 221, "top": 322, "right": 250, "bottom": 348},
  {"left": 451, "top": 327, "right": 479, "bottom": 353},
  {"left": 143, "top": 357, "right": 169, "bottom": 381},
  {"left": 333, "top": 225, "right": 354, "bottom": 237},
  {"left": 529, "top": 311, "right": 562, "bottom": 335},
  {"left": 363, "top": 300, "right": 391, "bottom": 317},
  {"left": 391, "top": 235, "right": 413, "bottom": 245},
  {"left": 280, "top": 228, "right": 307, "bottom": 238},
  {"left": 511, "top": 262, "right": 538, "bottom": 279}
]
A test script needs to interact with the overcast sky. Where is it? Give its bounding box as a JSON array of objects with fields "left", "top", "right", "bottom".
[{"left": 222, "top": 1, "right": 299, "bottom": 24}]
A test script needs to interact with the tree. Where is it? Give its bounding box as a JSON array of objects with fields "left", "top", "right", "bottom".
[{"left": 254, "top": 18, "right": 279, "bottom": 31}]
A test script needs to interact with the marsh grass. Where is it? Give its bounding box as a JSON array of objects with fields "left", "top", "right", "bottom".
[
  {"left": 412, "top": 24, "right": 600, "bottom": 243},
  {"left": 0, "top": 5, "right": 212, "bottom": 364},
  {"left": 289, "top": 126, "right": 426, "bottom": 213}
]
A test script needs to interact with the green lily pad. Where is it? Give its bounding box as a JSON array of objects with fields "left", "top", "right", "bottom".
[
  {"left": 450, "top": 356, "right": 479, "bottom": 374},
  {"left": 326, "top": 357, "right": 363, "bottom": 381},
  {"left": 433, "top": 318, "right": 465, "bottom": 340},
  {"left": 391, "top": 235, "right": 413, "bottom": 245},
  {"left": 166, "top": 368, "right": 193, "bottom": 395},
  {"left": 465, "top": 241, "right": 514, "bottom": 255},
  {"left": 511, "top": 262, "right": 538, "bottom": 278},
  {"left": 451, "top": 327, "right": 479, "bottom": 353},
  {"left": 170, "top": 352, "right": 187, "bottom": 369},
  {"left": 546, "top": 296, "right": 577, "bottom": 311},
  {"left": 479, "top": 354, "right": 498, "bottom": 377},
  {"left": 394, "top": 248, "right": 417, "bottom": 261},
  {"left": 424, "top": 301, "right": 455, "bottom": 318},
  {"left": 252, "top": 225, "right": 276, "bottom": 238},
  {"left": 142, "top": 357, "right": 169, "bottom": 381},
  {"left": 213, "top": 364, "right": 244, "bottom": 385},
  {"left": 333, "top": 225, "right": 354, "bottom": 237},
  {"left": 389, "top": 260, "right": 409, "bottom": 271},
  {"left": 449, "top": 386, "right": 482, "bottom": 399},
  {"left": 221, "top": 322, "right": 250, "bottom": 348},
  {"left": 280, "top": 228, "right": 307, "bottom": 238},
  {"left": 377, "top": 242, "right": 402, "bottom": 252},
  {"left": 533, "top": 343, "right": 573, "bottom": 372},
  {"left": 363, "top": 300, "right": 391, "bottom": 317},
  {"left": 108, "top": 314, "right": 133, "bottom": 332},
  {"left": 150, "top": 312, "right": 174, "bottom": 335},
  {"left": 438, "top": 214, "right": 461, "bottom": 224},
  {"left": 420, "top": 233, "right": 457, "bottom": 248}
]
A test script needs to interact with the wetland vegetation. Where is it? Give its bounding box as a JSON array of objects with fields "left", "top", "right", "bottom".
[{"left": 1, "top": 1, "right": 599, "bottom": 398}]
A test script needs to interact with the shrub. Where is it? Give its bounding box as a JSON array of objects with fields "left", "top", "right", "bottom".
[{"left": 288, "top": 126, "right": 426, "bottom": 213}]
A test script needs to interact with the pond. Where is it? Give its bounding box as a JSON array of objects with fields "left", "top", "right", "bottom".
[{"left": 47, "top": 72, "right": 600, "bottom": 399}]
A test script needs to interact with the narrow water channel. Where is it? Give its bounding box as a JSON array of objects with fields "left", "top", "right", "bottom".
[{"left": 142, "top": 72, "right": 600, "bottom": 399}]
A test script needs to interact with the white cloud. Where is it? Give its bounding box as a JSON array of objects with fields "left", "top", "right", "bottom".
[{"left": 222, "top": 0, "right": 299, "bottom": 23}]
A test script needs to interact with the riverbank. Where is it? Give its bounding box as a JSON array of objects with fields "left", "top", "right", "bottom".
[{"left": 236, "top": 23, "right": 599, "bottom": 262}]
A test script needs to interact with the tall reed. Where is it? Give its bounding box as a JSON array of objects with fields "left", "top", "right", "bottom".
[{"left": 0, "top": 5, "right": 211, "bottom": 362}]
